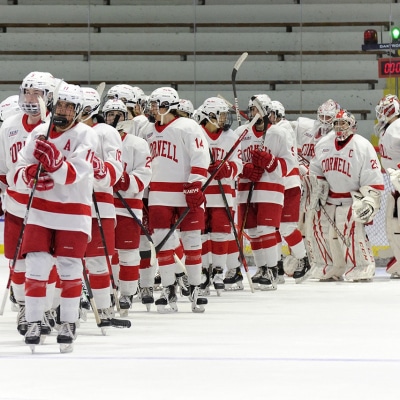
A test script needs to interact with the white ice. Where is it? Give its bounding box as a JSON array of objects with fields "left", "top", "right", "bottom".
[{"left": 0, "top": 256, "right": 399, "bottom": 400}]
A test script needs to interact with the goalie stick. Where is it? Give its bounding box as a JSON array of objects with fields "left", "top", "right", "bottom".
[{"left": 139, "top": 112, "right": 261, "bottom": 260}]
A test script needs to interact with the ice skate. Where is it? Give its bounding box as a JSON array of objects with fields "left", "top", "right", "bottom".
[
  {"left": 189, "top": 285, "right": 207, "bottom": 313},
  {"left": 17, "top": 303, "right": 28, "bottom": 336},
  {"left": 175, "top": 272, "right": 190, "bottom": 297},
  {"left": 212, "top": 266, "right": 225, "bottom": 296},
  {"left": 25, "top": 321, "right": 41, "bottom": 353},
  {"left": 199, "top": 267, "right": 211, "bottom": 296},
  {"left": 154, "top": 272, "right": 162, "bottom": 291},
  {"left": 223, "top": 267, "right": 244, "bottom": 290},
  {"left": 155, "top": 284, "right": 178, "bottom": 313},
  {"left": 250, "top": 267, "right": 263, "bottom": 289},
  {"left": 97, "top": 308, "right": 113, "bottom": 335},
  {"left": 57, "top": 322, "right": 77, "bottom": 353},
  {"left": 293, "top": 257, "right": 312, "bottom": 284},
  {"left": 259, "top": 266, "right": 278, "bottom": 291},
  {"left": 9, "top": 286, "right": 19, "bottom": 312},
  {"left": 140, "top": 286, "right": 154, "bottom": 311},
  {"left": 276, "top": 259, "right": 285, "bottom": 284},
  {"left": 79, "top": 295, "right": 90, "bottom": 322},
  {"left": 118, "top": 294, "right": 133, "bottom": 317}
]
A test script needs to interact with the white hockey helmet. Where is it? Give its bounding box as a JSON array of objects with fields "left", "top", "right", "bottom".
[
  {"left": 53, "top": 83, "right": 84, "bottom": 129},
  {"left": 200, "top": 97, "right": 232, "bottom": 130},
  {"left": 317, "top": 99, "right": 341, "bottom": 126},
  {"left": 0, "top": 95, "right": 21, "bottom": 122},
  {"left": 149, "top": 87, "right": 180, "bottom": 114},
  {"left": 177, "top": 99, "right": 195, "bottom": 118},
  {"left": 19, "top": 71, "right": 56, "bottom": 115},
  {"left": 333, "top": 109, "right": 357, "bottom": 141},
  {"left": 268, "top": 100, "right": 285, "bottom": 119},
  {"left": 106, "top": 84, "right": 135, "bottom": 105},
  {"left": 80, "top": 87, "right": 101, "bottom": 121},
  {"left": 375, "top": 94, "right": 400, "bottom": 123},
  {"left": 130, "top": 86, "right": 146, "bottom": 107},
  {"left": 248, "top": 94, "right": 272, "bottom": 119},
  {"left": 102, "top": 99, "right": 128, "bottom": 128}
]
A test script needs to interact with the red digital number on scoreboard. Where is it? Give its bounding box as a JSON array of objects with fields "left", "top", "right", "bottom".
[{"left": 378, "top": 58, "right": 400, "bottom": 78}]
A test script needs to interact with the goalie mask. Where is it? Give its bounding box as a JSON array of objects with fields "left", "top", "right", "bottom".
[
  {"left": 19, "top": 71, "right": 56, "bottom": 116},
  {"left": 375, "top": 94, "right": 400, "bottom": 124},
  {"left": 200, "top": 97, "right": 232, "bottom": 131},
  {"left": 0, "top": 95, "right": 21, "bottom": 122},
  {"left": 53, "top": 83, "right": 84, "bottom": 131},
  {"left": 80, "top": 87, "right": 101, "bottom": 122},
  {"left": 333, "top": 109, "right": 357, "bottom": 141},
  {"left": 317, "top": 99, "right": 341, "bottom": 128}
]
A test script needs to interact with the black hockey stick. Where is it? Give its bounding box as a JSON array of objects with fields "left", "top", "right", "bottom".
[
  {"left": 139, "top": 112, "right": 260, "bottom": 260},
  {"left": 209, "top": 150, "right": 255, "bottom": 293}
]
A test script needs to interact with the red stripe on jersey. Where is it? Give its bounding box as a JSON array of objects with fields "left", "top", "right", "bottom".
[
  {"left": 94, "top": 192, "right": 114, "bottom": 204},
  {"left": 31, "top": 197, "right": 92, "bottom": 216},
  {"left": 204, "top": 184, "right": 234, "bottom": 195},
  {"left": 133, "top": 175, "right": 144, "bottom": 192},
  {"left": 114, "top": 197, "right": 143, "bottom": 210},
  {"left": 150, "top": 182, "right": 183, "bottom": 192},
  {"left": 6, "top": 189, "right": 29, "bottom": 206},
  {"left": 191, "top": 166, "right": 208, "bottom": 177},
  {"left": 328, "top": 191, "right": 352, "bottom": 198},
  {"left": 105, "top": 161, "right": 117, "bottom": 186},
  {"left": 65, "top": 162, "right": 77, "bottom": 185}
]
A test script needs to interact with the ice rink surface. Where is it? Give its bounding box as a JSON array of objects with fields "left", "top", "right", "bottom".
[{"left": 0, "top": 256, "right": 399, "bottom": 400}]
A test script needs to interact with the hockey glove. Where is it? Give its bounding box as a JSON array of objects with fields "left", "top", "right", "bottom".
[
  {"left": 22, "top": 164, "right": 54, "bottom": 191},
  {"left": 208, "top": 160, "right": 232, "bottom": 180},
  {"left": 92, "top": 155, "right": 107, "bottom": 180},
  {"left": 183, "top": 181, "right": 205, "bottom": 210},
  {"left": 309, "top": 177, "right": 329, "bottom": 210},
  {"left": 351, "top": 187, "right": 381, "bottom": 224},
  {"left": 387, "top": 168, "right": 400, "bottom": 192},
  {"left": 33, "top": 139, "right": 63, "bottom": 173},
  {"left": 113, "top": 171, "right": 130, "bottom": 192},
  {"left": 251, "top": 149, "right": 278, "bottom": 172},
  {"left": 240, "top": 163, "right": 264, "bottom": 182}
]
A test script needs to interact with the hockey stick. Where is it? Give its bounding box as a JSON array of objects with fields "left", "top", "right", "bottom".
[
  {"left": 114, "top": 190, "right": 156, "bottom": 266},
  {"left": 140, "top": 112, "right": 261, "bottom": 260},
  {"left": 232, "top": 52, "right": 248, "bottom": 127},
  {"left": 0, "top": 85, "right": 61, "bottom": 316},
  {"left": 96, "top": 82, "right": 106, "bottom": 99},
  {"left": 217, "top": 94, "right": 249, "bottom": 121},
  {"left": 209, "top": 151, "right": 255, "bottom": 293},
  {"left": 82, "top": 260, "right": 131, "bottom": 329},
  {"left": 92, "top": 192, "right": 121, "bottom": 312}
]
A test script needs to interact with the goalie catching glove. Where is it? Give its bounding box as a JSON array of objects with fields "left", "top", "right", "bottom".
[
  {"left": 309, "top": 176, "right": 329, "bottom": 210},
  {"left": 22, "top": 164, "right": 54, "bottom": 191},
  {"left": 251, "top": 149, "right": 278, "bottom": 173},
  {"left": 351, "top": 186, "right": 381, "bottom": 224},
  {"left": 183, "top": 181, "right": 205, "bottom": 210}
]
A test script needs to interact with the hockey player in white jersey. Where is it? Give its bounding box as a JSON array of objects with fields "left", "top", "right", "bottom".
[
  {"left": 79, "top": 88, "right": 124, "bottom": 326},
  {"left": 146, "top": 87, "right": 210, "bottom": 313},
  {"left": 102, "top": 99, "right": 152, "bottom": 315},
  {"left": 376, "top": 94, "right": 400, "bottom": 278},
  {"left": 14, "top": 83, "right": 98, "bottom": 352},
  {"left": 237, "top": 94, "right": 294, "bottom": 290},
  {"left": 0, "top": 95, "right": 21, "bottom": 124},
  {"left": 197, "top": 97, "right": 242, "bottom": 295},
  {"left": 310, "top": 110, "right": 384, "bottom": 281},
  {"left": 0, "top": 72, "right": 57, "bottom": 338},
  {"left": 177, "top": 99, "right": 195, "bottom": 119},
  {"left": 268, "top": 101, "right": 311, "bottom": 283}
]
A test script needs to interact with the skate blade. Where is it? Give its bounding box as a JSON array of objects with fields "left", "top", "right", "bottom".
[
  {"left": 259, "top": 284, "right": 277, "bottom": 291},
  {"left": 156, "top": 303, "right": 178, "bottom": 314},
  {"left": 145, "top": 304, "right": 151, "bottom": 312},
  {"left": 39, "top": 335, "right": 47, "bottom": 345},
  {"left": 29, "top": 344, "right": 36, "bottom": 353},
  {"left": 224, "top": 282, "right": 244, "bottom": 291},
  {"left": 101, "top": 327, "right": 108, "bottom": 336},
  {"left": 191, "top": 304, "right": 205, "bottom": 313},
  {"left": 59, "top": 343, "right": 74, "bottom": 353},
  {"left": 119, "top": 309, "right": 129, "bottom": 317},
  {"left": 79, "top": 309, "right": 88, "bottom": 322}
]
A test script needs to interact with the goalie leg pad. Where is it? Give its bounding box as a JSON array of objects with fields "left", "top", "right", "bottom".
[{"left": 385, "top": 192, "right": 400, "bottom": 274}]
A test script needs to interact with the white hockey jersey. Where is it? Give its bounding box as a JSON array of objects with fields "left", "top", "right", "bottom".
[
  {"left": 146, "top": 117, "right": 210, "bottom": 207},
  {"left": 92, "top": 122, "right": 123, "bottom": 219},
  {"left": 15, "top": 121, "right": 98, "bottom": 235},
  {"left": 378, "top": 118, "right": 400, "bottom": 171},
  {"left": 310, "top": 134, "right": 384, "bottom": 206},
  {"left": 202, "top": 126, "right": 242, "bottom": 208},
  {"left": 114, "top": 132, "right": 152, "bottom": 220},
  {"left": 0, "top": 112, "right": 48, "bottom": 218},
  {"left": 236, "top": 122, "right": 293, "bottom": 206}
]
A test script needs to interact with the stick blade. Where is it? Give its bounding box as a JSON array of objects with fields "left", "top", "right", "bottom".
[
  {"left": 231, "top": 52, "right": 248, "bottom": 80},
  {"left": 96, "top": 82, "right": 106, "bottom": 99}
]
